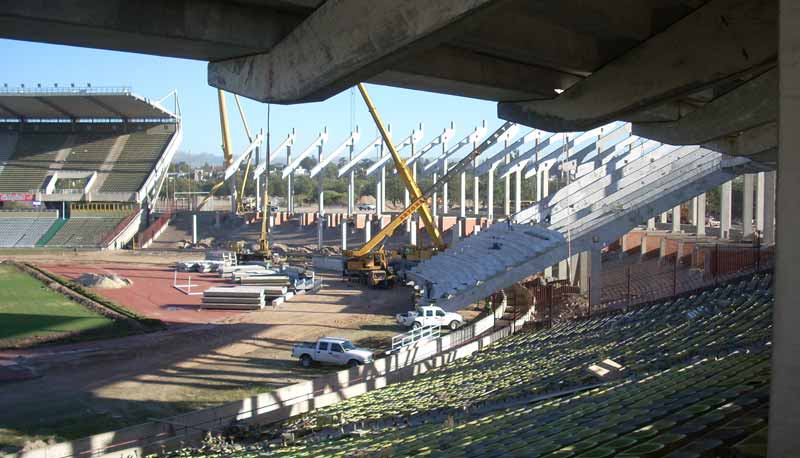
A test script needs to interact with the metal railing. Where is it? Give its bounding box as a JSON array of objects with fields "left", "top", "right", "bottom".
[
  {"left": 0, "top": 85, "right": 132, "bottom": 95},
  {"left": 391, "top": 324, "right": 441, "bottom": 352}
]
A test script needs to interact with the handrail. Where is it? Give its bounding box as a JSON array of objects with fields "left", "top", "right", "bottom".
[{"left": 391, "top": 324, "right": 441, "bottom": 352}]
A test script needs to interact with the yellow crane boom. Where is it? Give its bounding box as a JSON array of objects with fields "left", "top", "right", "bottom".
[
  {"left": 348, "top": 83, "right": 444, "bottom": 257},
  {"left": 349, "top": 120, "right": 515, "bottom": 257}
]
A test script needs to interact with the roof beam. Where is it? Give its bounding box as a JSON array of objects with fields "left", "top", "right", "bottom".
[
  {"left": 633, "top": 67, "right": 777, "bottom": 145},
  {"left": 34, "top": 97, "right": 75, "bottom": 119},
  {"left": 498, "top": 0, "right": 777, "bottom": 132},
  {"left": 208, "top": 0, "right": 507, "bottom": 103},
  {"left": 703, "top": 122, "right": 777, "bottom": 163},
  {"left": 370, "top": 45, "right": 581, "bottom": 102},
  {"left": 86, "top": 96, "right": 127, "bottom": 120},
  {"left": 0, "top": 0, "right": 304, "bottom": 61},
  {"left": 0, "top": 101, "right": 23, "bottom": 120}
]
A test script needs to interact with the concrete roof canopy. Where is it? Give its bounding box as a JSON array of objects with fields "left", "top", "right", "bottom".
[{"left": 0, "top": 88, "right": 178, "bottom": 120}]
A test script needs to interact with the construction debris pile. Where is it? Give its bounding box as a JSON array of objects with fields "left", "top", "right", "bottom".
[{"left": 180, "top": 251, "right": 320, "bottom": 310}]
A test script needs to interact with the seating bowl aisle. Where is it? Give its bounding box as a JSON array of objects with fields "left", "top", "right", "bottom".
[{"left": 164, "top": 273, "right": 774, "bottom": 458}]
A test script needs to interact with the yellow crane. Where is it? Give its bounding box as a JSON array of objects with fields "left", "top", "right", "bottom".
[
  {"left": 194, "top": 89, "right": 271, "bottom": 261},
  {"left": 344, "top": 83, "right": 514, "bottom": 286}
]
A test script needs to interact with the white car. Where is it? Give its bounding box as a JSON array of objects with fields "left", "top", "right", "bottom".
[
  {"left": 396, "top": 305, "right": 465, "bottom": 330},
  {"left": 358, "top": 203, "right": 376, "bottom": 211}
]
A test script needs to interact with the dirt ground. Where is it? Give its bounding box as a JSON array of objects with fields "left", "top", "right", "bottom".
[
  {"left": 0, "top": 207, "right": 488, "bottom": 454},
  {"left": 0, "top": 249, "right": 430, "bottom": 453}
]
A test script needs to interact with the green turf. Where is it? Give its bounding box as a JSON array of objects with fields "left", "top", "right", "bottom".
[{"left": 0, "top": 264, "right": 115, "bottom": 346}]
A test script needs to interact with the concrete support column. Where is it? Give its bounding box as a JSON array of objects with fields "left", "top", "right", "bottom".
[
  {"left": 380, "top": 165, "right": 386, "bottom": 215},
  {"left": 256, "top": 175, "right": 262, "bottom": 211},
  {"left": 432, "top": 172, "right": 439, "bottom": 218},
  {"left": 442, "top": 157, "right": 449, "bottom": 214},
  {"left": 541, "top": 167, "right": 549, "bottom": 198},
  {"left": 364, "top": 220, "right": 371, "bottom": 243},
  {"left": 647, "top": 217, "right": 656, "bottom": 231},
  {"left": 558, "top": 259, "right": 568, "bottom": 280},
  {"left": 689, "top": 197, "right": 697, "bottom": 225},
  {"left": 672, "top": 205, "right": 681, "bottom": 233},
  {"left": 341, "top": 220, "right": 347, "bottom": 251},
  {"left": 514, "top": 166, "right": 522, "bottom": 214},
  {"left": 763, "top": 170, "right": 776, "bottom": 245},
  {"left": 589, "top": 249, "right": 602, "bottom": 307},
  {"left": 473, "top": 157, "right": 480, "bottom": 216},
  {"left": 660, "top": 211, "right": 668, "bottom": 224},
  {"left": 568, "top": 253, "right": 579, "bottom": 286},
  {"left": 192, "top": 213, "right": 198, "bottom": 245},
  {"left": 769, "top": 3, "right": 800, "bottom": 454},
  {"left": 487, "top": 168, "right": 494, "bottom": 221},
  {"left": 757, "top": 172, "right": 766, "bottom": 232},
  {"left": 375, "top": 178, "right": 382, "bottom": 218},
  {"left": 743, "top": 173, "right": 755, "bottom": 238},
  {"left": 460, "top": 171, "right": 467, "bottom": 218},
  {"left": 504, "top": 155, "right": 511, "bottom": 216},
  {"left": 410, "top": 219, "right": 417, "bottom": 246},
  {"left": 697, "top": 193, "right": 707, "bottom": 236},
  {"left": 721, "top": 181, "right": 732, "bottom": 239},
  {"left": 536, "top": 168, "right": 543, "bottom": 201},
  {"left": 317, "top": 144, "right": 324, "bottom": 250},
  {"left": 578, "top": 251, "right": 589, "bottom": 294},
  {"left": 286, "top": 145, "right": 294, "bottom": 214}
]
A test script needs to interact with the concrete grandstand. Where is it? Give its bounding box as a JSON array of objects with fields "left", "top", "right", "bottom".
[{"left": 0, "top": 87, "right": 181, "bottom": 249}]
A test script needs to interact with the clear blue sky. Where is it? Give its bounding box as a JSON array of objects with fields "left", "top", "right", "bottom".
[{"left": 1, "top": 38, "right": 500, "bottom": 164}]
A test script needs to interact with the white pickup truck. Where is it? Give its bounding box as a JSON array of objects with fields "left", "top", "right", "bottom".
[
  {"left": 396, "top": 305, "right": 465, "bottom": 330},
  {"left": 292, "top": 337, "right": 374, "bottom": 368}
]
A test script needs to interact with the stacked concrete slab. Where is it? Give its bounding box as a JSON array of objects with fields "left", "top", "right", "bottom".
[
  {"left": 202, "top": 286, "right": 265, "bottom": 310},
  {"left": 408, "top": 121, "right": 765, "bottom": 311}
]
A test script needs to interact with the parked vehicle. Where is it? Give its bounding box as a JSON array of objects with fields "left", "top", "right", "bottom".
[
  {"left": 396, "top": 305, "right": 464, "bottom": 330},
  {"left": 357, "top": 203, "right": 377, "bottom": 211},
  {"left": 291, "top": 337, "right": 374, "bottom": 368}
]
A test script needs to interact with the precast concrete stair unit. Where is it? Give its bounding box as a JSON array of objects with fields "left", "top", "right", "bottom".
[{"left": 407, "top": 123, "right": 764, "bottom": 311}]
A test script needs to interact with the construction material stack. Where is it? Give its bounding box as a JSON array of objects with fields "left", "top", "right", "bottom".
[{"left": 201, "top": 286, "right": 265, "bottom": 310}]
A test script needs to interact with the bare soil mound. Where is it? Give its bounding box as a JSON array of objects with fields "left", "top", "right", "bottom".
[{"left": 76, "top": 273, "right": 132, "bottom": 289}]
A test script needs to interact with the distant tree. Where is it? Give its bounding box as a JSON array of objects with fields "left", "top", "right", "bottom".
[{"left": 300, "top": 157, "right": 317, "bottom": 171}]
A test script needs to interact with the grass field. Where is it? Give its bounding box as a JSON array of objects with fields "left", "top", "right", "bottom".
[{"left": 0, "top": 264, "right": 117, "bottom": 347}]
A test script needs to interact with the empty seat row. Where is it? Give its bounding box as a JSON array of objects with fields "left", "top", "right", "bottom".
[
  {"left": 160, "top": 273, "right": 774, "bottom": 458},
  {"left": 100, "top": 129, "right": 173, "bottom": 193},
  {"left": 0, "top": 211, "right": 58, "bottom": 247}
]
